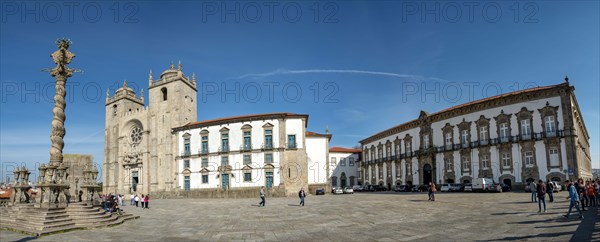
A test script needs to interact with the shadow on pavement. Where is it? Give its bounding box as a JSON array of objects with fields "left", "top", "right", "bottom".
[
  {"left": 570, "top": 206, "right": 599, "bottom": 242},
  {"left": 497, "top": 231, "right": 574, "bottom": 241}
]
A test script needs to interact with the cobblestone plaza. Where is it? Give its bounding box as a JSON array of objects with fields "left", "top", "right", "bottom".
[{"left": 1, "top": 192, "right": 598, "bottom": 241}]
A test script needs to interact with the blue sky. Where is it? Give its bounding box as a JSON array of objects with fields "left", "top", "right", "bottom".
[{"left": 1, "top": 1, "right": 599, "bottom": 179}]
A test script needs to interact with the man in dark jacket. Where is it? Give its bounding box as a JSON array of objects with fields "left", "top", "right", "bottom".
[
  {"left": 299, "top": 188, "right": 306, "bottom": 206},
  {"left": 537, "top": 180, "right": 547, "bottom": 213},
  {"left": 546, "top": 180, "right": 554, "bottom": 202}
]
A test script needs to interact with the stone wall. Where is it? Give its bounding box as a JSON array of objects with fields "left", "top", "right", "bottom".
[
  {"left": 63, "top": 154, "right": 93, "bottom": 198},
  {"left": 150, "top": 186, "right": 286, "bottom": 199}
]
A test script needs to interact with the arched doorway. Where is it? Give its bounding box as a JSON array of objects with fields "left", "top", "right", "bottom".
[
  {"left": 503, "top": 179, "right": 512, "bottom": 189},
  {"left": 340, "top": 173, "right": 347, "bottom": 188},
  {"left": 423, "top": 164, "right": 432, "bottom": 185}
]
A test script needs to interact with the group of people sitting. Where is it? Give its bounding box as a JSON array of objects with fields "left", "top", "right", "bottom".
[{"left": 100, "top": 193, "right": 123, "bottom": 214}]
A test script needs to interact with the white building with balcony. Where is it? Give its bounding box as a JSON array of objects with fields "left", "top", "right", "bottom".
[
  {"left": 172, "top": 113, "right": 331, "bottom": 196},
  {"left": 359, "top": 80, "right": 592, "bottom": 190}
]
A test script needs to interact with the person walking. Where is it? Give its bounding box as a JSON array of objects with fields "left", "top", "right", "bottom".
[
  {"left": 258, "top": 186, "right": 266, "bottom": 207},
  {"left": 134, "top": 194, "right": 139, "bottom": 207},
  {"left": 546, "top": 180, "right": 554, "bottom": 203},
  {"left": 537, "top": 180, "right": 547, "bottom": 213},
  {"left": 530, "top": 181, "right": 537, "bottom": 203},
  {"left": 575, "top": 179, "right": 587, "bottom": 211},
  {"left": 429, "top": 182, "right": 437, "bottom": 201},
  {"left": 78, "top": 190, "right": 83, "bottom": 202},
  {"left": 588, "top": 183, "right": 596, "bottom": 207},
  {"left": 141, "top": 194, "right": 145, "bottom": 208},
  {"left": 298, "top": 188, "right": 306, "bottom": 206},
  {"left": 563, "top": 180, "right": 584, "bottom": 219},
  {"left": 130, "top": 193, "right": 134, "bottom": 206},
  {"left": 143, "top": 195, "right": 150, "bottom": 209}
]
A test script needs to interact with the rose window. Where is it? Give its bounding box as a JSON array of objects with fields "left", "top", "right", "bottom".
[{"left": 130, "top": 126, "right": 143, "bottom": 144}]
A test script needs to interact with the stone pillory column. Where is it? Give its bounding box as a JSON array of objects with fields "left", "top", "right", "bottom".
[
  {"left": 35, "top": 39, "right": 77, "bottom": 208},
  {"left": 49, "top": 39, "right": 75, "bottom": 165}
]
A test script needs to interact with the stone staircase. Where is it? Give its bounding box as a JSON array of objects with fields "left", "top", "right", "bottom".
[{"left": 0, "top": 202, "right": 139, "bottom": 236}]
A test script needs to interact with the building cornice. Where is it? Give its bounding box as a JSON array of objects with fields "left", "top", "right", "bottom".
[{"left": 360, "top": 83, "right": 569, "bottom": 144}]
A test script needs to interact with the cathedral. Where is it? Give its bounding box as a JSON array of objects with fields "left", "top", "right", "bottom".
[{"left": 103, "top": 63, "right": 332, "bottom": 197}]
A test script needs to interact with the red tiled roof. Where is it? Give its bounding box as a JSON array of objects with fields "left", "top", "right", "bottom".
[
  {"left": 173, "top": 112, "right": 308, "bottom": 131},
  {"left": 360, "top": 82, "right": 569, "bottom": 144},
  {"left": 329, "top": 147, "right": 362, "bottom": 153},
  {"left": 306, "top": 131, "right": 332, "bottom": 140}
]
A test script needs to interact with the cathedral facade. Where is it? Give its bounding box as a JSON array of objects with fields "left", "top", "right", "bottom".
[
  {"left": 103, "top": 63, "right": 334, "bottom": 196},
  {"left": 103, "top": 63, "right": 197, "bottom": 195}
]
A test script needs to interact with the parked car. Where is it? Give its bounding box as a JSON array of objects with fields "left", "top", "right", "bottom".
[
  {"left": 352, "top": 185, "right": 363, "bottom": 192},
  {"left": 440, "top": 184, "right": 450, "bottom": 192},
  {"left": 343, "top": 187, "right": 354, "bottom": 194},
  {"left": 549, "top": 181, "right": 561, "bottom": 192},
  {"left": 364, "top": 185, "right": 375, "bottom": 192},
  {"left": 372, "top": 185, "right": 387, "bottom": 191},
  {"left": 472, "top": 178, "right": 497, "bottom": 192},
  {"left": 411, "top": 185, "right": 428, "bottom": 192},
  {"left": 333, "top": 187, "right": 343, "bottom": 194},
  {"left": 395, "top": 185, "right": 410, "bottom": 192},
  {"left": 315, "top": 188, "right": 325, "bottom": 195},
  {"left": 463, "top": 183, "right": 473, "bottom": 192},
  {"left": 449, "top": 184, "right": 463, "bottom": 192}
]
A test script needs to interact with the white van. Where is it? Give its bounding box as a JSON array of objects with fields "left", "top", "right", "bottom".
[{"left": 472, "top": 178, "right": 501, "bottom": 192}]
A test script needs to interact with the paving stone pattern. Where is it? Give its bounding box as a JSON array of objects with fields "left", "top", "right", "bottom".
[{"left": 1, "top": 192, "right": 598, "bottom": 241}]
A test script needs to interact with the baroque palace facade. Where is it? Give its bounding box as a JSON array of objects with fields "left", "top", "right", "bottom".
[
  {"left": 103, "top": 63, "right": 334, "bottom": 196},
  {"left": 359, "top": 80, "right": 591, "bottom": 189}
]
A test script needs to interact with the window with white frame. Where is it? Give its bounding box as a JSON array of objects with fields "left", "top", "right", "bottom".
[
  {"left": 525, "top": 151, "right": 534, "bottom": 167},
  {"left": 386, "top": 146, "right": 391, "bottom": 157},
  {"left": 549, "top": 148, "right": 559, "bottom": 166},
  {"left": 396, "top": 163, "right": 401, "bottom": 176},
  {"left": 445, "top": 133, "right": 452, "bottom": 147},
  {"left": 406, "top": 142, "right": 411, "bottom": 153},
  {"left": 331, "top": 157, "right": 337, "bottom": 165},
  {"left": 461, "top": 130, "right": 469, "bottom": 145},
  {"left": 502, "top": 153, "right": 511, "bottom": 168},
  {"left": 462, "top": 156, "right": 470, "bottom": 171},
  {"left": 481, "top": 155, "right": 490, "bottom": 170},
  {"left": 479, "top": 126, "right": 488, "bottom": 141},
  {"left": 545, "top": 116, "right": 556, "bottom": 136},
  {"left": 349, "top": 157, "right": 355, "bottom": 166},
  {"left": 500, "top": 123, "right": 509, "bottom": 140},
  {"left": 341, "top": 158, "right": 346, "bottom": 166},
  {"left": 423, "top": 135, "right": 429, "bottom": 149},
  {"left": 445, "top": 158, "right": 453, "bottom": 172},
  {"left": 521, "top": 119, "right": 531, "bottom": 139},
  {"left": 183, "top": 159, "right": 190, "bottom": 169}
]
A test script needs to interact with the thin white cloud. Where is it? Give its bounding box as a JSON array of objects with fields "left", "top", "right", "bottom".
[{"left": 233, "top": 68, "right": 447, "bottom": 81}]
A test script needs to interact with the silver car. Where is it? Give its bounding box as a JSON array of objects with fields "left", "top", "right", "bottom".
[
  {"left": 333, "top": 187, "right": 344, "bottom": 194},
  {"left": 343, "top": 187, "right": 354, "bottom": 194}
]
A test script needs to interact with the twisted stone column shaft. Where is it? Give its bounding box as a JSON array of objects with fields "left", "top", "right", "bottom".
[{"left": 50, "top": 75, "right": 67, "bottom": 164}]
